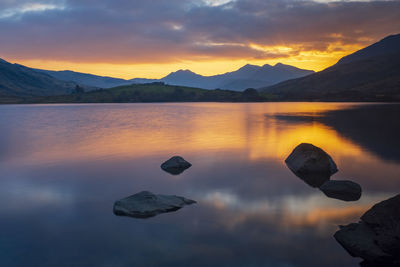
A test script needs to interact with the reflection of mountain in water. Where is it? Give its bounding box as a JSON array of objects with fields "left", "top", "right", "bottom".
[{"left": 273, "top": 104, "right": 400, "bottom": 163}]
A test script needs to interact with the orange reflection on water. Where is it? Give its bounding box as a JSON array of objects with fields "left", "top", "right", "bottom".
[
  {"left": 246, "top": 118, "right": 364, "bottom": 162},
  {"left": 7, "top": 102, "right": 366, "bottom": 166},
  {"left": 3, "top": 102, "right": 400, "bottom": 233}
]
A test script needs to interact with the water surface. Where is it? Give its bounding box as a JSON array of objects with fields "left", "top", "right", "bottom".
[{"left": 0, "top": 102, "right": 399, "bottom": 266}]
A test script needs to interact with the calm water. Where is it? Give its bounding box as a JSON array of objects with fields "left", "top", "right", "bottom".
[{"left": 0, "top": 102, "right": 399, "bottom": 267}]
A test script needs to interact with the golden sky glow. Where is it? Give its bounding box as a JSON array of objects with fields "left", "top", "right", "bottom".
[
  {"left": 8, "top": 43, "right": 363, "bottom": 79},
  {"left": 1, "top": 0, "right": 398, "bottom": 79}
]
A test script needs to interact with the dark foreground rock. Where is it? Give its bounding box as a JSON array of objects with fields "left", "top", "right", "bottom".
[
  {"left": 285, "top": 143, "right": 338, "bottom": 187},
  {"left": 320, "top": 180, "right": 362, "bottom": 201},
  {"left": 113, "top": 191, "right": 196, "bottom": 218},
  {"left": 161, "top": 156, "right": 192, "bottom": 175},
  {"left": 334, "top": 194, "right": 400, "bottom": 265}
]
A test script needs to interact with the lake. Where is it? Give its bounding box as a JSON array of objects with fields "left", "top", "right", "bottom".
[{"left": 0, "top": 102, "right": 399, "bottom": 267}]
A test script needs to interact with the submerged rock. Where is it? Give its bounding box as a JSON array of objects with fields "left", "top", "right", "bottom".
[
  {"left": 334, "top": 194, "right": 400, "bottom": 264},
  {"left": 113, "top": 191, "right": 196, "bottom": 218},
  {"left": 285, "top": 143, "right": 338, "bottom": 187},
  {"left": 161, "top": 156, "right": 192, "bottom": 175},
  {"left": 320, "top": 180, "right": 362, "bottom": 201}
]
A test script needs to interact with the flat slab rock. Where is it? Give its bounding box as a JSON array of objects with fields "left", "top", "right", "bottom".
[
  {"left": 320, "top": 180, "right": 362, "bottom": 201},
  {"left": 285, "top": 143, "right": 338, "bottom": 187},
  {"left": 161, "top": 156, "right": 192, "bottom": 175},
  {"left": 113, "top": 191, "right": 196, "bottom": 218},
  {"left": 334, "top": 194, "right": 400, "bottom": 264}
]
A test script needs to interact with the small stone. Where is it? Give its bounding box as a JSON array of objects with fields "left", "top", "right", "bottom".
[{"left": 161, "top": 156, "right": 192, "bottom": 175}]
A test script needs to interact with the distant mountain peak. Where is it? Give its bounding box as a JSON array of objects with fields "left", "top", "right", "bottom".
[
  {"left": 159, "top": 61, "right": 314, "bottom": 90},
  {"left": 242, "top": 63, "right": 258, "bottom": 68},
  {"left": 161, "top": 69, "right": 204, "bottom": 85},
  {"left": 272, "top": 62, "right": 314, "bottom": 73},
  {"left": 175, "top": 69, "right": 196, "bottom": 74},
  {"left": 232, "top": 64, "right": 260, "bottom": 74},
  {"left": 165, "top": 69, "right": 200, "bottom": 78}
]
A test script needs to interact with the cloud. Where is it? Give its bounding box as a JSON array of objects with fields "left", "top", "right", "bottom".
[
  {"left": 0, "top": 1, "right": 66, "bottom": 19},
  {"left": 0, "top": 0, "right": 399, "bottom": 64}
]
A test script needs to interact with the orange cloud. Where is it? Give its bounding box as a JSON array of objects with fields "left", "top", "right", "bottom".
[{"left": 1, "top": 0, "right": 399, "bottom": 77}]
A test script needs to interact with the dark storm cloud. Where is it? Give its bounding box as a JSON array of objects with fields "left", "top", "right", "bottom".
[{"left": 1, "top": 0, "right": 399, "bottom": 63}]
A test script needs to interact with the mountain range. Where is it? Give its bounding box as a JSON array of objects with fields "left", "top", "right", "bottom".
[
  {"left": 260, "top": 33, "right": 400, "bottom": 101},
  {"left": 37, "top": 63, "right": 314, "bottom": 91},
  {"left": 159, "top": 63, "right": 314, "bottom": 91},
  {"left": 1, "top": 33, "right": 399, "bottom": 101},
  {"left": 0, "top": 58, "right": 313, "bottom": 97}
]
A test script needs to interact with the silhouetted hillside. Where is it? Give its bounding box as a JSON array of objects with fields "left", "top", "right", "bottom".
[
  {"left": 273, "top": 104, "right": 400, "bottom": 162},
  {"left": 21, "top": 83, "right": 268, "bottom": 104},
  {"left": 36, "top": 69, "right": 132, "bottom": 88},
  {"left": 0, "top": 58, "right": 83, "bottom": 96},
  {"left": 260, "top": 34, "right": 400, "bottom": 101}
]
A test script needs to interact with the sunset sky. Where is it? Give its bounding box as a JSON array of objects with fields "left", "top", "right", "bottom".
[{"left": 1, "top": 0, "right": 399, "bottom": 79}]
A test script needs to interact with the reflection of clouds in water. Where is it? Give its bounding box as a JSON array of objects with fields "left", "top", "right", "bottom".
[
  {"left": 0, "top": 179, "right": 75, "bottom": 213},
  {"left": 199, "top": 190, "right": 394, "bottom": 230},
  {"left": 0, "top": 103, "right": 399, "bottom": 266}
]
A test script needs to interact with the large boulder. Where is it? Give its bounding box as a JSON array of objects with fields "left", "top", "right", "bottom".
[
  {"left": 334, "top": 223, "right": 391, "bottom": 262},
  {"left": 361, "top": 194, "right": 400, "bottom": 256},
  {"left": 334, "top": 194, "right": 400, "bottom": 264},
  {"left": 113, "top": 191, "right": 196, "bottom": 218},
  {"left": 320, "top": 180, "right": 362, "bottom": 201},
  {"left": 161, "top": 156, "right": 192, "bottom": 175},
  {"left": 285, "top": 143, "right": 338, "bottom": 187}
]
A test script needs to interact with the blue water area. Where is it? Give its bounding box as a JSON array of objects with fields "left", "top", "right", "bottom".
[{"left": 0, "top": 102, "right": 399, "bottom": 266}]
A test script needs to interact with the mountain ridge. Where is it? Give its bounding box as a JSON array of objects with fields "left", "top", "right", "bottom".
[
  {"left": 34, "top": 62, "right": 314, "bottom": 91},
  {"left": 160, "top": 63, "right": 314, "bottom": 91}
]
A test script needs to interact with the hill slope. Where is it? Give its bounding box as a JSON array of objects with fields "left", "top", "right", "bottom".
[
  {"left": 36, "top": 69, "right": 133, "bottom": 88},
  {"left": 26, "top": 83, "right": 267, "bottom": 103},
  {"left": 0, "top": 58, "right": 82, "bottom": 97},
  {"left": 260, "top": 34, "right": 400, "bottom": 101}
]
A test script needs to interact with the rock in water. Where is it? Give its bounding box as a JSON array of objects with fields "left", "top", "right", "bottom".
[
  {"left": 320, "top": 180, "right": 362, "bottom": 201},
  {"left": 334, "top": 194, "right": 400, "bottom": 264},
  {"left": 334, "top": 223, "right": 392, "bottom": 262},
  {"left": 361, "top": 194, "right": 400, "bottom": 256},
  {"left": 161, "top": 156, "right": 192, "bottom": 175},
  {"left": 285, "top": 143, "right": 338, "bottom": 187},
  {"left": 113, "top": 191, "right": 196, "bottom": 218}
]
